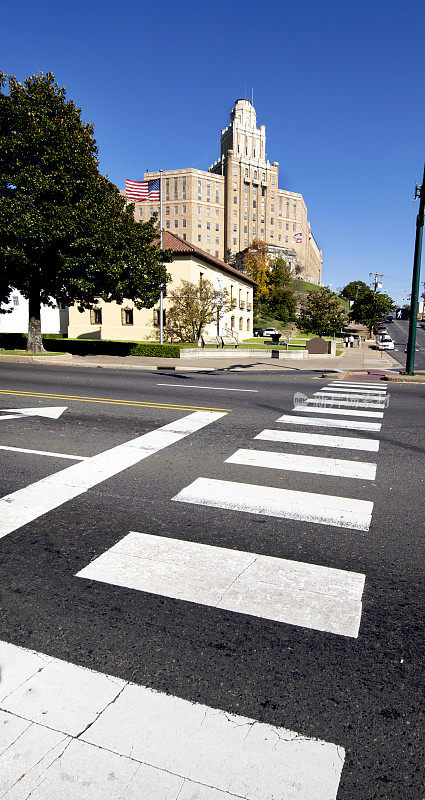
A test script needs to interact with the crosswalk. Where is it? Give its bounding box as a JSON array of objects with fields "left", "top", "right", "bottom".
[{"left": 0, "top": 378, "right": 390, "bottom": 798}]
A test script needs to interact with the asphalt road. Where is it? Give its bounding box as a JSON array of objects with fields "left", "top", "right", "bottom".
[
  {"left": 385, "top": 319, "right": 425, "bottom": 370},
  {"left": 0, "top": 362, "right": 423, "bottom": 799}
]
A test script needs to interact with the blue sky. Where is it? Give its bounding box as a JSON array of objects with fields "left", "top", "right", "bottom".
[{"left": 2, "top": 0, "right": 424, "bottom": 304}]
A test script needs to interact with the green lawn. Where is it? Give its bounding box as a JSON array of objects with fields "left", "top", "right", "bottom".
[{"left": 0, "top": 349, "right": 65, "bottom": 356}]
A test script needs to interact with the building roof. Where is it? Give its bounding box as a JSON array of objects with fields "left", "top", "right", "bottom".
[{"left": 160, "top": 231, "right": 257, "bottom": 286}]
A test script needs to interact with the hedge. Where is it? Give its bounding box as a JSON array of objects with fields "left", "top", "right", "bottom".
[{"left": 0, "top": 333, "right": 180, "bottom": 358}]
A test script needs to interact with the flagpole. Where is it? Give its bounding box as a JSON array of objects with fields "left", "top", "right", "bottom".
[{"left": 159, "top": 170, "right": 163, "bottom": 345}]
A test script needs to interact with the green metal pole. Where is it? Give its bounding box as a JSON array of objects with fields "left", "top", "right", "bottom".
[{"left": 406, "top": 164, "right": 425, "bottom": 375}]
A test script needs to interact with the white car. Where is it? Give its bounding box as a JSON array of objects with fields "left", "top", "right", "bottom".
[
  {"left": 262, "top": 327, "right": 279, "bottom": 337},
  {"left": 377, "top": 335, "right": 395, "bottom": 350}
]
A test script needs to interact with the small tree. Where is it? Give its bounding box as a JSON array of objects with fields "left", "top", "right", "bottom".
[
  {"left": 350, "top": 289, "right": 394, "bottom": 336},
  {"left": 0, "top": 72, "right": 170, "bottom": 352},
  {"left": 165, "top": 279, "right": 231, "bottom": 342},
  {"left": 297, "top": 287, "right": 347, "bottom": 337}
]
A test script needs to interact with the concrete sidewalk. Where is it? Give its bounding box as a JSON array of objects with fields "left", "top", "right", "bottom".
[{"left": 0, "top": 341, "right": 399, "bottom": 373}]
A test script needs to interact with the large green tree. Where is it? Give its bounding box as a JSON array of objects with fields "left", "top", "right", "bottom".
[
  {"left": 0, "top": 72, "right": 170, "bottom": 351},
  {"left": 297, "top": 287, "right": 347, "bottom": 337},
  {"left": 340, "top": 280, "right": 370, "bottom": 302},
  {"left": 349, "top": 289, "right": 394, "bottom": 335},
  {"left": 263, "top": 255, "right": 296, "bottom": 324}
]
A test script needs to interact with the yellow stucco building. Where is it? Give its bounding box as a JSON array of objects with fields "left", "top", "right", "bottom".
[{"left": 67, "top": 232, "right": 256, "bottom": 342}]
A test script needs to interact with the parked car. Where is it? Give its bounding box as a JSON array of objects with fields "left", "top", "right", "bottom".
[
  {"left": 262, "top": 327, "right": 279, "bottom": 337},
  {"left": 377, "top": 335, "right": 395, "bottom": 350},
  {"left": 385, "top": 315, "right": 394, "bottom": 322}
]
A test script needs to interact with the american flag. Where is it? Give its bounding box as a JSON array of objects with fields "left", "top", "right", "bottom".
[{"left": 125, "top": 178, "right": 160, "bottom": 202}]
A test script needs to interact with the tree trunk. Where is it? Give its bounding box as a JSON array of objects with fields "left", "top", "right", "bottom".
[{"left": 27, "top": 287, "right": 45, "bottom": 353}]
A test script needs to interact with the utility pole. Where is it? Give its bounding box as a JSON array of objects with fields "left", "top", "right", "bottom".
[
  {"left": 406, "top": 164, "right": 425, "bottom": 375},
  {"left": 369, "top": 272, "right": 384, "bottom": 292}
]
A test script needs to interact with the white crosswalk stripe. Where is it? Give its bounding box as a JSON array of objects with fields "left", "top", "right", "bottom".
[
  {"left": 173, "top": 477, "right": 374, "bottom": 530},
  {"left": 225, "top": 448, "right": 377, "bottom": 479},
  {"left": 255, "top": 428, "right": 380, "bottom": 451},
  {"left": 0, "top": 640, "right": 345, "bottom": 800},
  {"left": 319, "top": 386, "right": 387, "bottom": 394},
  {"left": 293, "top": 405, "right": 384, "bottom": 418},
  {"left": 308, "top": 397, "right": 386, "bottom": 409},
  {"left": 77, "top": 531, "right": 365, "bottom": 637},
  {"left": 276, "top": 413, "right": 382, "bottom": 431}
]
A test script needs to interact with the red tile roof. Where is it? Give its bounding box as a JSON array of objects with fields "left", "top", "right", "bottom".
[{"left": 160, "top": 231, "right": 257, "bottom": 286}]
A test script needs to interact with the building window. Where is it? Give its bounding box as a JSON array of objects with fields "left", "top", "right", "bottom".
[
  {"left": 253, "top": 200, "right": 256, "bottom": 208},
  {"left": 239, "top": 317, "right": 243, "bottom": 331},
  {"left": 165, "top": 178, "right": 170, "bottom": 201},
  {"left": 278, "top": 235, "right": 281, "bottom": 241},
  {"left": 13, "top": 295, "right": 19, "bottom": 306},
  {"left": 293, "top": 201, "right": 297, "bottom": 218},
  {"left": 182, "top": 177, "right": 186, "bottom": 200},
  {"left": 244, "top": 239, "right": 247, "bottom": 247},
  {"left": 90, "top": 308, "right": 102, "bottom": 325},
  {"left": 165, "top": 206, "right": 170, "bottom": 215},
  {"left": 215, "top": 223, "right": 219, "bottom": 231},
  {"left": 244, "top": 198, "right": 248, "bottom": 208},
  {"left": 279, "top": 220, "right": 282, "bottom": 229},
  {"left": 206, "top": 236, "right": 211, "bottom": 245},
  {"left": 150, "top": 206, "right": 154, "bottom": 216},
  {"left": 206, "top": 180, "right": 211, "bottom": 201},
  {"left": 198, "top": 221, "right": 201, "bottom": 228},
  {"left": 233, "top": 196, "right": 237, "bottom": 205},
  {"left": 174, "top": 220, "right": 178, "bottom": 228},
  {"left": 244, "top": 225, "right": 247, "bottom": 233},
  {"left": 293, "top": 223, "right": 296, "bottom": 232},
  {"left": 233, "top": 182, "right": 237, "bottom": 190},
  {"left": 183, "top": 233, "right": 187, "bottom": 240},
  {"left": 271, "top": 191, "right": 275, "bottom": 199},
  {"left": 198, "top": 205, "right": 201, "bottom": 214},
  {"left": 233, "top": 224, "right": 237, "bottom": 232},
  {"left": 198, "top": 235, "right": 202, "bottom": 242},
  {"left": 207, "top": 222, "right": 210, "bottom": 230},
  {"left": 174, "top": 205, "right": 178, "bottom": 215},
  {"left": 207, "top": 207, "right": 210, "bottom": 216},
  {"left": 245, "top": 168, "right": 249, "bottom": 178},
  {"left": 270, "top": 231, "right": 274, "bottom": 238},
  {"left": 272, "top": 176, "right": 275, "bottom": 186},
  {"left": 286, "top": 200, "right": 290, "bottom": 217},
  {"left": 215, "top": 237, "right": 219, "bottom": 245},
  {"left": 138, "top": 209, "right": 143, "bottom": 218},
  {"left": 271, "top": 205, "right": 274, "bottom": 212},
  {"left": 198, "top": 179, "right": 202, "bottom": 200},
  {"left": 253, "top": 214, "right": 256, "bottom": 221},
  {"left": 233, "top": 238, "right": 237, "bottom": 245},
  {"left": 233, "top": 168, "right": 237, "bottom": 176},
  {"left": 216, "top": 208, "right": 219, "bottom": 217},
  {"left": 244, "top": 185, "right": 248, "bottom": 194},
  {"left": 215, "top": 250, "right": 219, "bottom": 257},
  {"left": 182, "top": 205, "right": 186, "bottom": 213},
  {"left": 246, "top": 318, "right": 250, "bottom": 330},
  {"left": 166, "top": 220, "right": 170, "bottom": 228},
  {"left": 231, "top": 315, "right": 235, "bottom": 328},
  {"left": 182, "top": 219, "right": 186, "bottom": 227},
  {"left": 279, "top": 197, "right": 282, "bottom": 215},
  {"left": 271, "top": 218, "right": 274, "bottom": 226},
  {"left": 215, "top": 186, "right": 219, "bottom": 203},
  {"left": 286, "top": 223, "right": 289, "bottom": 231},
  {"left": 285, "top": 236, "right": 288, "bottom": 243},
  {"left": 121, "top": 308, "right": 133, "bottom": 326},
  {"left": 262, "top": 172, "right": 265, "bottom": 181},
  {"left": 174, "top": 177, "right": 178, "bottom": 199}
]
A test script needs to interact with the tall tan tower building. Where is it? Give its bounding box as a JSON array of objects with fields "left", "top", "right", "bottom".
[{"left": 134, "top": 99, "right": 322, "bottom": 283}]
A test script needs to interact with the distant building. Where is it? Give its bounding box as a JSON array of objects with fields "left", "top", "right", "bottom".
[
  {"left": 68, "top": 232, "right": 255, "bottom": 342},
  {"left": 132, "top": 99, "right": 322, "bottom": 283}
]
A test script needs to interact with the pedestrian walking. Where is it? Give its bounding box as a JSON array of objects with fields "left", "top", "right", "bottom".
[{"left": 349, "top": 335, "right": 354, "bottom": 348}]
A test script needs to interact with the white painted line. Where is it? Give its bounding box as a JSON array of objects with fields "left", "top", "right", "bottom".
[
  {"left": 77, "top": 531, "right": 366, "bottom": 637},
  {"left": 277, "top": 414, "right": 382, "bottom": 431},
  {"left": 157, "top": 383, "right": 258, "bottom": 392},
  {"left": 293, "top": 405, "right": 384, "bottom": 419},
  {"left": 0, "top": 411, "right": 226, "bottom": 539},
  {"left": 2, "top": 405, "right": 68, "bottom": 419},
  {"left": 0, "top": 414, "right": 30, "bottom": 422},
  {"left": 0, "top": 445, "right": 86, "bottom": 460},
  {"left": 226, "top": 448, "right": 377, "bottom": 480},
  {"left": 173, "top": 478, "right": 374, "bottom": 530},
  {"left": 319, "top": 386, "right": 386, "bottom": 394},
  {"left": 307, "top": 398, "right": 385, "bottom": 409},
  {"left": 255, "top": 429, "right": 380, "bottom": 452},
  {"left": 330, "top": 382, "right": 385, "bottom": 388},
  {"left": 0, "top": 640, "right": 345, "bottom": 799}
]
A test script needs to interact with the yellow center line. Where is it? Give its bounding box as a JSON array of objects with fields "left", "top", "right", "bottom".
[{"left": 0, "top": 389, "right": 230, "bottom": 414}]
